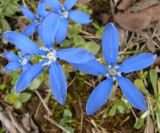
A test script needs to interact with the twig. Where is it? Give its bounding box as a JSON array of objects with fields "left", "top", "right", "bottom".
[
  {"left": 151, "top": 21, "right": 160, "bottom": 38},
  {"left": 68, "top": 77, "right": 76, "bottom": 88},
  {"left": 90, "top": 119, "right": 101, "bottom": 133},
  {"left": 110, "top": 0, "right": 115, "bottom": 16},
  {"left": 120, "top": 116, "right": 130, "bottom": 126},
  {"left": 34, "top": 101, "right": 42, "bottom": 118},
  {"left": 22, "top": 0, "right": 26, "bottom": 7},
  {"left": 34, "top": 90, "right": 52, "bottom": 116},
  {"left": 80, "top": 30, "right": 100, "bottom": 40},
  {"left": 0, "top": 112, "right": 17, "bottom": 133},
  {"left": 130, "top": 106, "right": 138, "bottom": 121},
  {"left": 79, "top": 98, "right": 83, "bottom": 133},
  {"left": 8, "top": 111, "right": 27, "bottom": 133},
  {"left": 84, "top": 80, "right": 94, "bottom": 87},
  {"left": 44, "top": 115, "right": 71, "bottom": 133}
]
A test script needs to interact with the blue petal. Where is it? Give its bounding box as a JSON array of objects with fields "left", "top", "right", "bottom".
[
  {"left": 4, "top": 62, "right": 21, "bottom": 73},
  {"left": 64, "top": 0, "right": 77, "bottom": 10},
  {"left": 71, "top": 60, "right": 108, "bottom": 76},
  {"left": 49, "top": 61, "right": 67, "bottom": 105},
  {"left": 102, "top": 23, "right": 119, "bottom": 67},
  {"left": 117, "top": 53, "right": 157, "bottom": 73},
  {"left": 39, "top": 13, "right": 60, "bottom": 49},
  {"left": 46, "top": 0, "right": 61, "bottom": 11},
  {"left": 19, "top": 6, "right": 36, "bottom": 21},
  {"left": 3, "top": 31, "right": 43, "bottom": 55},
  {"left": 37, "top": 0, "right": 46, "bottom": 17},
  {"left": 117, "top": 76, "right": 147, "bottom": 111},
  {"left": 57, "top": 48, "right": 96, "bottom": 64},
  {"left": 69, "top": 10, "right": 92, "bottom": 24},
  {"left": 23, "top": 63, "right": 32, "bottom": 71},
  {"left": 3, "top": 52, "right": 20, "bottom": 62},
  {"left": 86, "top": 77, "right": 113, "bottom": 115},
  {"left": 55, "top": 19, "right": 69, "bottom": 44},
  {"left": 22, "top": 22, "right": 38, "bottom": 36},
  {"left": 15, "top": 61, "right": 46, "bottom": 93}
]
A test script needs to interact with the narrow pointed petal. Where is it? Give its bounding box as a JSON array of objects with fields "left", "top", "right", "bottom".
[
  {"left": 117, "top": 76, "right": 147, "bottom": 111},
  {"left": 46, "top": 0, "right": 61, "bottom": 11},
  {"left": 22, "top": 23, "right": 38, "bottom": 36},
  {"left": 3, "top": 31, "right": 43, "bottom": 55},
  {"left": 49, "top": 61, "right": 67, "bottom": 105},
  {"left": 69, "top": 10, "right": 92, "bottom": 24},
  {"left": 64, "top": 0, "right": 77, "bottom": 10},
  {"left": 55, "top": 19, "right": 69, "bottom": 44},
  {"left": 86, "top": 77, "right": 114, "bottom": 115},
  {"left": 57, "top": 48, "right": 95, "bottom": 64},
  {"left": 4, "top": 62, "right": 21, "bottom": 73},
  {"left": 37, "top": 0, "right": 46, "bottom": 17},
  {"left": 71, "top": 60, "right": 108, "bottom": 76},
  {"left": 3, "top": 52, "right": 20, "bottom": 62},
  {"left": 117, "top": 53, "right": 157, "bottom": 73},
  {"left": 39, "top": 13, "right": 60, "bottom": 49},
  {"left": 19, "top": 6, "right": 36, "bottom": 20},
  {"left": 102, "top": 23, "right": 119, "bottom": 67},
  {"left": 15, "top": 61, "right": 46, "bottom": 93}
]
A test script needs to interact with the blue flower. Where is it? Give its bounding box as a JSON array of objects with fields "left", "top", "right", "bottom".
[
  {"left": 3, "top": 52, "right": 31, "bottom": 73},
  {"left": 71, "top": 23, "right": 157, "bottom": 115},
  {"left": 2, "top": 31, "right": 96, "bottom": 105},
  {"left": 20, "top": 0, "right": 48, "bottom": 36},
  {"left": 45, "top": 0, "right": 92, "bottom": 44}
]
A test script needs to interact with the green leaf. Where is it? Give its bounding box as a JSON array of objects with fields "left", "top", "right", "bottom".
[
  {"left": 68, "top": 24, "right": 82, "bottom": 38},
  {"left": 82, "top": 41, "right": 100, "bottom": 55},
  {"left": 29, "top": 78, "right": 41, "bottom": 90},
  {"left": 1, "top": 0, "right": 20, "bottom": 16},
  {"left": 117, "top": 101, "right": 126, "bottom": 114},
  {"left": 149, "top": 69, "right": 158, "bottom": 94},
  {"left": 74, "top": 35, "right": 85, "bottom": 46},
  {"left": 10, "top": 72, "right": 19, "bottom": 86},
  {"left": 19, "top": 93, "right": 31, "bottom": 103},
  {"left": 134, "top": 118, "right": 145, "bottom": 129},
  {"left": 64, "top": 109, "right": 72, "bottom": 118},
  {"left": 14, "top": 101, "right": 22, "bottom": 109},
  {"left": 5, "top": 93, "right": 19, "bottom": 104},
  {"left": 59, "top": 109, "right": 74, "bottom": 132},
  {"left": 92, "top": 22, "right": 104, "bottom": 37},
  {"left": 64, "top": 126, "right": 74, "bottom": 133},
  {"left": 74, "top": 36, "right": 100, "bottom": 54},
  {"left": 108, "top": 106, "right": 117, "bottom": 116},
  {"left": 134, "top": 79, "right": 149, "bottom": 95},
  {"left": 0, "top": 84, "right": 6, "bottom": 90},
  {"left": 0, "top": 18, "right": 11, "bottom": 32},
  {"left": 61, "top": 39, "right": 73, "bottom": 47}
]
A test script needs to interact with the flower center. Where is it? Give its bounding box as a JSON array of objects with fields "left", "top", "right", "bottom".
[
  {"left": 41, "top": 49, "right": 57, "bottom": 66},
  {"left": 106, "top": 66, "right": 121, "bottom": 78},
  {"left": 47, "top": 51, "right": 56, "bottom": 62},
  {"left": 61, "top": 11, "right": 69, "bottom": 18},
  {"left": 21, "top": 58, "right": 28, "bottom": 65},
  {"left": 109, "top": 68, "right": 117, "bottom": 77},
  {"left": 35, "top": 15, "right": 43, "bottom": 23}
]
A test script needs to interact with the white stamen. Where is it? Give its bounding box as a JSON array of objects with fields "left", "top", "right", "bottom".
[
  {"left": 41, "top": 49, "right": 57, "bottom": 66},
  {"left": 47, "top": 51, "right": 56, "bottom": 61},
  {"left": 40, "top": 47, "right": 50, "bottom": 52},
  {"left": 105, "top": 65, "right": 122, "bottom": 78},
  {"left": 21, "top": 58, "right": 28, "bottom": 65}
]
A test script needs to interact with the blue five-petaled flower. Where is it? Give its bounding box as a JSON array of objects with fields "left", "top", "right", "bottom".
[
  {"left": 71, "top": 23, "right": 157, "bottom": 115},
  {"left": 45, "top": 0, "right": 92, "bottom": 44},
  {"left": 3, "top": 52, "right": 31, "bottom": 73},
  {"left": 20, "top": 0, "right": 47, "bottom": 36},
  {"left": 2, "top": 30, "right": 96, "bottom": 105}
]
